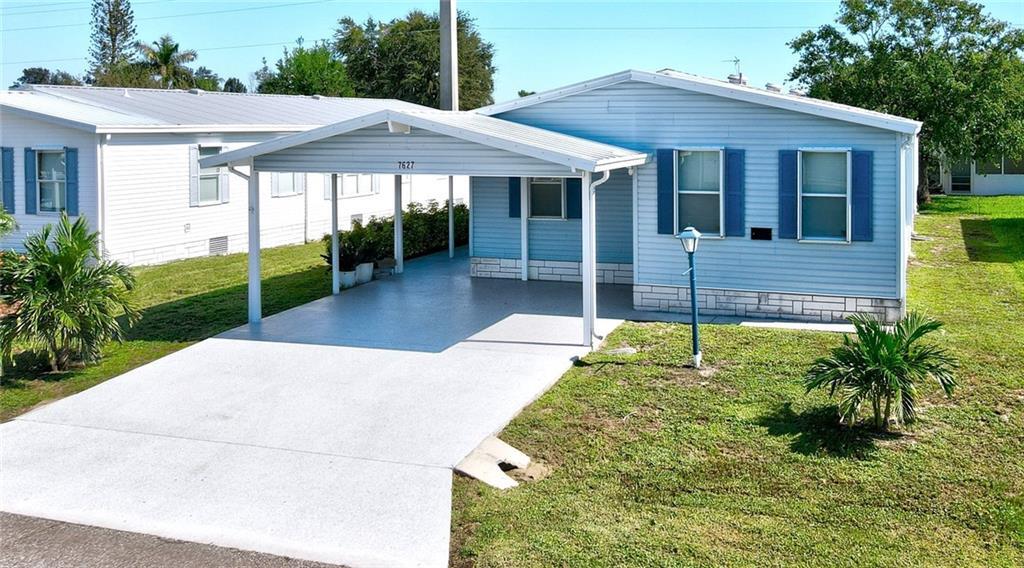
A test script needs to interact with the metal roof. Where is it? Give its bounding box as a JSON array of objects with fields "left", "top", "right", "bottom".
[
  {"left": 1, "top": 85, "right": 430, "bottom": 134},
  {"left": 476, "top": 69, "right": 923, "bottom": 135},
  {"left": 201, "top": 108, "right": 650, "bottom": 173}
]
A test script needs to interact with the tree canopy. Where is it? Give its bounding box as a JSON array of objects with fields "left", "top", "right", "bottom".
[
  {"left": 89, "top": 0, "right": 137, "bottom": 77},
  {"left": 134, "top": 34, "right": 197, "bottom": 89},
  {"left": 788, "top": 0, "right": 1024, "bottom": 193},
  {"left": 334, "top": 10, "right": 495, "bottom": 109},
  {"left": 223, "top": 77, "right": 247, "bottom": 93},
  {"left": 255, "top": 43, "right": 354, "bottom": 97},
  {"left": 10, "top": 68, "right": 83, "bottom": 89}
]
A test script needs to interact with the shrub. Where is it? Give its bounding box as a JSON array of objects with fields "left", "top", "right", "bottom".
[
  {"left": 323, "top": 200, "right": 469, "bottom": 267},
  {"left": 0, "top": 214, "right": 140, "bottom": 372},
  {"left": 804, "top": 311, "right": 957, "bottom": 431}
]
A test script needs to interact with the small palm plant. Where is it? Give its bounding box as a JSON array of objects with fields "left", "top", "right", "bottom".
[
  {"left": 805, "top": 312, "right": 957, "bottom": 431},
  {"left": 0, "top": 214, "right": 139, "bottom": 372}
]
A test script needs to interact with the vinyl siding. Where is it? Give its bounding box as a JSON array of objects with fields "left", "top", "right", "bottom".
[
  {"left": 0, "top": 110, "right": 98, "bottom": 248},
  {"left": 494, "top": 80, "right": 903, "bottom": 299},
  {"left": 471, "top": 168, "right": 633, "bottom": 263}
]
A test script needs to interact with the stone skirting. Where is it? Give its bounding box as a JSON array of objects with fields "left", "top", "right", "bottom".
[
  {"left": 633, "top": 284, "right": 903, "bottom": 323},
  {"left": 470, "top": 257, "right": 633, "bottom": 284}
]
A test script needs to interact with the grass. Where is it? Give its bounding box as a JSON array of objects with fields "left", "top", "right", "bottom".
[
  {"left": 450, "top": 195, "right": 1024, "bottom": 566},
  {"left": 0, "top": 241, "right": 329, "bottom": 421},
  {"left": 1, "top": 196, "right": 1021, "bottom": 565}
]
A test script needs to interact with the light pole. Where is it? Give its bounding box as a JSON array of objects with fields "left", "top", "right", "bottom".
[{"left": 676, "top": 227, "right": 702, "bottom": 368}]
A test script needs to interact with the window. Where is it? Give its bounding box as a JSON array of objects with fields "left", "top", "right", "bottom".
[
  {"left": 976, "top": 159, "right": 1002, "bottom": 175},
  {"left": 198, "top": 146, "right": 223, "bottom": 204},
  {"left": 273, "top": 172, "right": 303, "bottom": 197},
  {"left": 37, "top": 149, "right": 67, "bottom": 213},
  {"left": 799, "top": 150, "right": 850, "bottom": 241},
  {"left": 326, "top": 174, "right": 376, "bottom": 199},
  {"left": 675, "top": 149, "right": 722, "bottom": 234},
  {"left": 950, "top": 161, "right": 972, "bottom": 193},
  {"left": 528, "top": 177, "right": 564, "bottom": 219},
  {"left": 1005, "top": 156, "right": 1024, "bottom": 175}
]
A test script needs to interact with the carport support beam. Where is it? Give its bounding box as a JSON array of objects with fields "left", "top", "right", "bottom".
[
  {"left": 520, "top": 177, "right": 528, "bottom": 281},
  {"left": 581, "top": 171, "right": 594, "bottom": 347},
  {"left": 394, "top": 175, "right": 404, "bottom": 274},
  {"left": 247, "top": 160, "right": 261, "bottom": 323},
  {"left": 448, "top": 177, "right": 455, "bottom": 258},
  {"left": 330, "top": 174, "right": 340, "bottom": 295}
]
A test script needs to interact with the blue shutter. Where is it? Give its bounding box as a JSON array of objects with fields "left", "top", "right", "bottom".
[
  {"left": 851, "top": 150, "right": 873, "bottom": 241},
  {"left": 778, "top": 150, "right": 798, "bottom": 239},
  {"left": 64, "top": 147, "right": 79, "bottom": 216},
  {"left": 1, "top": 148, "right": 13, "bottom": 213},
  {"left": 24, "top": 148, "right": 37, "bottom": 215},
  {"left": 723, "top": 149, "right": 745, "bottom": 237},
  {"left": 508, "top": 177, "right": 521, "bottom": 218},
  {"left": 656, "top": 149, "right": 674, "bottom": 234},
  {"left": 565, "top": 178, "right": 582, "bottom": 219}
]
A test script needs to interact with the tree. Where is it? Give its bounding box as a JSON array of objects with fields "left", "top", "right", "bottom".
[
  {"left": 89, "top": 0, "right": 137, "bottom": 76},
  {"left": 256, "top": 43, "right": 354, "bottom": 97},
  {"left": 334, "top": 10, "right": 495, "bottom": 109},
  {"left": 135, "top": 34, "right": 197, "bottom": 89},
  {"left": 788, "top": 0, "right": 1024, "bottom": 200},
  {"left": 0, "top": 214, "right": 139, "bottom": 372},
  {"left": 10, "top": 68, "right": 82, "bottom": 89},
  {"left": 92, "top": 61, "right": 159, "bottom": 88},
  {"left": 193, "top": 67, "right": 220, "bottom": 91},
  {"left": 223, "top": 77, "right": 247, "bottom": 93},
  {"left": 517, "top": 90, "right": 535, "bottom": 98},
  {"left": 805, "top": 312, "right": 956, "bottom": 431}
]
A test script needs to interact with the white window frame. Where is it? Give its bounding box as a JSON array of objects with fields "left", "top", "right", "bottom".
[
  {"left": 797, "top": 148, "right": 852, "bottom": 244},
  {"left": 527, "top": 177, "right": 566, "bottom": 220},
  {"left": 325, "top": 173, "right": 378, "bottom": 199},
  {"left": 197, "top": 145, "right": 225, "bottom": 206},
  {"left": 673, "top": 147, "right": 724, "bottom": 237},
  {"left": 272, "top": 172, "right": 304, "bottom": 198},
  {"left": 35, "top": 147, "right": 67, "bottom": 215}
]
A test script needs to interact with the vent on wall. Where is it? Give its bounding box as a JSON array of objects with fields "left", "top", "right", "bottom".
[{"left": 209, "top": 236, "right": 229, "bottom": 256}]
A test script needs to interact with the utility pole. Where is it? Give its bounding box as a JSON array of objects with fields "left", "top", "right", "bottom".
[{"left": 441, "top": 0, "right": 459, "bottom": 257}]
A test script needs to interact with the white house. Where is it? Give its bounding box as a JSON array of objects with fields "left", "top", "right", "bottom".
[
  {"left": 941, "top": 156, "right": 1024, "bottom": 195},
  {"left": 0, "top": 85, "right": 468, "bottom": 265}
]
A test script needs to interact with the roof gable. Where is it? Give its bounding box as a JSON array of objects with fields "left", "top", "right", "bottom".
[{"left": 476, "top": 69, "right": 921, "bottom": 135}]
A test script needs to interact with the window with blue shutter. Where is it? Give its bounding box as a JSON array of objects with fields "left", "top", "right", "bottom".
[
  {"left": 723, "top": 149, "right": 745, "bottom": 236},
  {"left": 508, "top": 177, "right": 521, "bottom": 218},
  {"left": 851, "top": 150, "right": 873, "bottom": 241},
  {"left": 64, "top": 147, "right": 79, "bottom": 216},
  {"left": 1, "top": 147, "right": 13, "bottom": 213},
  {"left": 777, "top": 150, "right": 798, "bottom": 238},
  {"left": 799, "top": 150, "right": 850, "bottom": 241},
  {"left": 656, "top": 149, "right": 674, "bottom": 234}
]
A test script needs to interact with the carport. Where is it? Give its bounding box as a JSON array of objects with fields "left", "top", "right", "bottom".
[{"left": 201, "top": 108, "right": 649, "bottom": 348}]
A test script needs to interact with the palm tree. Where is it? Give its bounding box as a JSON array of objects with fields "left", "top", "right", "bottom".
[
  {"left": 805, "top": 312, "right": 957, "bottom": 431},
  {"left": 135, "top": 34, "right": 197, "bottom": 89},
  {"left": 0, "top": 214, "right": 139, "bottom": 372}
]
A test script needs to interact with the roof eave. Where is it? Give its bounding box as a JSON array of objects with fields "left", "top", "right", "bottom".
[
  {"left": 95, "top": 124, "right": 320, "bottom": 134},
  {"left": 0, "top": 104, "right": 99, "bottom": 133}
]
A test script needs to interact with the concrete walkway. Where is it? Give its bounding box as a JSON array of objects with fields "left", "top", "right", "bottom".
[{"left": 1, "top": 250, "right": 655, "bottom": 568}]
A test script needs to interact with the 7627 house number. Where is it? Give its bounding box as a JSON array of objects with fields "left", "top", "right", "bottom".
[{"left": 397, "top": 161, "right": 415, "bottom": 170}]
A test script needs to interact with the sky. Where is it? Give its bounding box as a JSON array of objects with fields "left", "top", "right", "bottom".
[{"left": 1, "top": 0, "right": 1021, "bottom": 102}]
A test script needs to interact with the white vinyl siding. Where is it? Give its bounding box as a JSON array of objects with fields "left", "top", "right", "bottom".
[
  {"left": 528, "top": 177, "right": 565, "bottom": 219},
  {"left": 675, "top": 149, "right": 722, "bottom": 235},
  {"left": 37, "top": 149, "right": 67, "bottom": 213},
  {"left": 798, "top": 150, "right": 850, "bottom": 242}
]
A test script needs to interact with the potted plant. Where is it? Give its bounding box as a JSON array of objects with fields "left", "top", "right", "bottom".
[
  {"left": 352, "top": 222, "right": 376, "bottom": 285},
  {"left": 337, "top": 233, "right": 358, "bottom": 289}
]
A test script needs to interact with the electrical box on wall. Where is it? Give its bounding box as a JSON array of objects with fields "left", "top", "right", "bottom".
[{"left": 751, "top": 228, "right": 772, "bottom": 240}]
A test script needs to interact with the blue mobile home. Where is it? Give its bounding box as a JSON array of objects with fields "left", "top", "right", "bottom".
[
  {"left": 470, "top": 70, "right": 919, "bottom": 323},
  {"left": 202, "top": 69, "right": 920, "bottom": 347}
]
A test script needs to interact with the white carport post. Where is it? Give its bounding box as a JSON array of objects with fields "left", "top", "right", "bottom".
[
  {"left": 394, "top": 174, "right": 404, "bottom": 274},
  {"left": 330, "top": 173, "right": 340, "bottom": 295},
  {"left": 520, "top": 177, "right": 529, "bottom": 280},
  {"left": 247, "top": 159, "right": 261, "bottom": 324},
  {"left": 580, "top": 171, "right": 594, "bottom": 347},
  {"left": 448, "top": 177, "right": 455, "bottom": 258}
]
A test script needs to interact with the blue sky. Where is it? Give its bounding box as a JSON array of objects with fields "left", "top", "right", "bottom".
[{"left": 2, "top": 0, "right": 1021, "bottom": 102}]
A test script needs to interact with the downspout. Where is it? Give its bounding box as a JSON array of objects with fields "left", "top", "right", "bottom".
[
  {"left": 96, "top": 133, "right": 109, "bottom": 258},
  {"left": 584, "top": 169, "right": 612, "bottom": 346}
]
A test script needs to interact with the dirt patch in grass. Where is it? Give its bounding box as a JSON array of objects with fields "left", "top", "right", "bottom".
[
  {"left": 660, "top": 363, "right": 738, "bottom": 395},
  {"left": 509, "top": 460, "right": 553, "bottom": 483}
]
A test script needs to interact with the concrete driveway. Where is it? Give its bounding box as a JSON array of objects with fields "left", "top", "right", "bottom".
[{"left": 1, "top": 250, "right": 662, "bottom": 567}]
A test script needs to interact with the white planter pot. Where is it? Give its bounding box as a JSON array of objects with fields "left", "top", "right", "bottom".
[
  {"left": 340, "top": 270, "right": 357, "bottom": 289},
  {"left": 355, "top": 262, "right": 374, "bottom": 284}
]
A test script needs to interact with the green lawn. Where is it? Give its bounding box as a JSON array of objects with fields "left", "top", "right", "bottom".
[
  {"left": 0, "top": 241, "right": 330, "bottom": 421},
  {"left": 450, "top": 195, "right": 1024, "bottom": 566}
]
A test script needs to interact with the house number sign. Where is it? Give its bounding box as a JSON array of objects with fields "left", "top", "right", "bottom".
[{"left": 397, "top": 161, "right": 415, "bottom": 170}]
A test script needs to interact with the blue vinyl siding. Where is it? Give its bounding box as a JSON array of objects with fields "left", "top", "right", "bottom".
[
  {"left": 493, "top": 80, "right": 901, "bottom": 299},
  {"left": 471, "top": 169, "right": 633, "bottom": 264}
]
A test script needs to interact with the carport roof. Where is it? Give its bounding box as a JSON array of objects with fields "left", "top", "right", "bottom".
[{"left": 200, "top": 108, "right": 650, "bottom": 173}]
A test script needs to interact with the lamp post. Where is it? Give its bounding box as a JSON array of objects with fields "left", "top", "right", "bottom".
[{"left": 676, "top": 227, "right": 702, "bottom": 368}]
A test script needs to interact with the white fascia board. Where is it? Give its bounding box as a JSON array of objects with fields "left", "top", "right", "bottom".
[
  {"left": 96, "top": 124, "right": 317, "bottom": 134},
  {"left": 475, "top": 71, "right": 634, "bottom": 116},
  {"left": 593, "top": 153, "right": 650, "bottom": 171},
  {"left": 0, "top": 105, "right": 98, "bottom": 133}
]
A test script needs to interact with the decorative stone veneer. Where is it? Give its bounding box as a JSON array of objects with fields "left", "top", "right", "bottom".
[
  {"left": 470, "top": 257, "right": 633, "bottom": 284},
  {"left": 633, "top": 284, "right": 903, "bottom": 323}
]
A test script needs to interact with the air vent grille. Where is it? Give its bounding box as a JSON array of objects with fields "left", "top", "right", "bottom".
[{"left": 209, "top": 235, "right": 229, "bottom": 255}]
